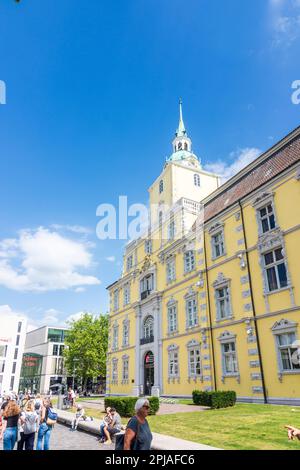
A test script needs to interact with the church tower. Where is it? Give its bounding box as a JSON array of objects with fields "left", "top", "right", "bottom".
[{"left": 148, "top": 100, "right": 221, "bottom": 230}]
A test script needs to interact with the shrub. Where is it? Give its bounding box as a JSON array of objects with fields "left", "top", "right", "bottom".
[
  {"left": 192, "top": 390, "right": 236, "bottom": 409},
  {"left": 104, "top": 396, "right": 160, "bottom": 417}
]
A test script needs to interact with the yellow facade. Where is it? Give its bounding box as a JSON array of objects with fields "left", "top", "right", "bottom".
[{"left": 106, "top": 115, "right": 300, "bottom": 405}]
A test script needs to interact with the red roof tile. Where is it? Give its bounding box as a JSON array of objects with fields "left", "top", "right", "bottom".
[{"left": 204, "top": 132, "right": 300, "bottom": 222}]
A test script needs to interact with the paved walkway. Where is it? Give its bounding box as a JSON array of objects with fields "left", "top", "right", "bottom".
[
  {"left": 77, "top": 400, "right": 208, "bottom": 415},
  {"left": 57, "top": 409, "right": 219, "bottom": 450}
]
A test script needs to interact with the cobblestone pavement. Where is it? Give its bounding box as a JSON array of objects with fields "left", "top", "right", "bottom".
[{"left": 1, "top": 423, "right": 115, "bottom": 451}]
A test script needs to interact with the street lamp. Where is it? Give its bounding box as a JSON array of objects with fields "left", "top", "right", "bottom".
[{"left": 72, "top": 358, "right": 79, "bottom": 391}]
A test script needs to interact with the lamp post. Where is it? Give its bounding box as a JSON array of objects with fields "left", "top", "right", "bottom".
[{"left": 72, "top": 358, "right": 79, "bottom": 391}]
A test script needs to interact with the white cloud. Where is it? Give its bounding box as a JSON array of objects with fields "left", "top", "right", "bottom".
[
  {"left": 0, "top": 227, "right": 101, "bottom": 292},
  {"left": 51, "top": 224, "right": 93, "bottom": 235},
  {"left": 0, "top": 305, "right": 37, "bottom": 332},
  {"left": 105, "top": 256, "right": 116, "bottom": 262},
  {"left": 204, "top": 147, "right": 261, "bottom": 183},
  {"left": 64, "top": 311, "right": 86, "bottom": 324},
  {"left": 269, "top": 0, "right": 300, "bottom": 47}
]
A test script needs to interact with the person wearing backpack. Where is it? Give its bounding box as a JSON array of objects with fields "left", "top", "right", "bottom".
[
  {"left": 36, "top": 398, "right": 57, "bottom": 450},
  {"left": 20, "top": 400, "right": 38, "bottom": 450}
]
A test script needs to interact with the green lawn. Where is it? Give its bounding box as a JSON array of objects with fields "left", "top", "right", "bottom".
[
  {"left": 56, "top": 399, "right": 300, "bottom": 450},
  {"left": 177, "top": 399, "right": 194, "bottom": 405},
  {"left": 146, "top": 404, "right": 300, "bottom": 450}
]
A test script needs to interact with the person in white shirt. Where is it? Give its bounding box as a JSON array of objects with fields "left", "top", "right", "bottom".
[{"left": 71, "top": 404, "right": 85, "bottom": 431}]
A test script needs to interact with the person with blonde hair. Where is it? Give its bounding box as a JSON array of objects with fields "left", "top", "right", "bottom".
[
  {"left": 123, "top": 398, "right": 153, "bottom": 451},
  {"left": 36, "top": 397, "right": 57, "bottom": 450},
  {"left": 0, "top": 399, "right": 21, "bottom": 450},
  {"left": 20, "top": 400, "right": 38, "bottom": 450}
]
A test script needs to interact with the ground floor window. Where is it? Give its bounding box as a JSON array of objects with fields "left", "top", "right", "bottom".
[{"left": 222, "top": 341, "right": 238, "bottom": 375}]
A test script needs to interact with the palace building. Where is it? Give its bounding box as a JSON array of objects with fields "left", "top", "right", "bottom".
[{"left": 106, "top": 104, "right": 300, "bottom": 405}]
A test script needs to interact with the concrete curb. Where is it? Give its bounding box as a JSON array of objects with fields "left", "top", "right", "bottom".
[{"left": 57, "top": 409, "right": 220, "bottom": 451}]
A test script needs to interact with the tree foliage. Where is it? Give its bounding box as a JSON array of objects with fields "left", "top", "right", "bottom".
[{"left": 63, "top": 313, "right": 108, "bottom": 389}]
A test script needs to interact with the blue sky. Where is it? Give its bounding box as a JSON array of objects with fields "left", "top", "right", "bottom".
[{"left": 0, "top": 0, "right": 299, "bottom": 329}]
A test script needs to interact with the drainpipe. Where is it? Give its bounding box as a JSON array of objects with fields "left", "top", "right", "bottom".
[
  {"left": 203, "top": 228, "right": 217, "bottom": 391},
  {"left": 238, "top": 200, "right": 268, "bottom": 404}
]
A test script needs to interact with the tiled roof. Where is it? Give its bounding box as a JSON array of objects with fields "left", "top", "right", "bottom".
[{"left": 204, "top": 128, "right": 300, "bottom": 223}]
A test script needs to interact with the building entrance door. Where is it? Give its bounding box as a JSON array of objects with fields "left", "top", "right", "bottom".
[{"left": 144, "top": 351, "right": 154, "bottom": 396}]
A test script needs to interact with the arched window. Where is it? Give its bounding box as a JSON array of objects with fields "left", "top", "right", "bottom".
[
  {"left": 143, "top": 316, "right": 154, "bottom": 339},
  {"left": 194, "top": 174, "right": 200, "bottom": 187},
  {"left": 178, "top": 142, "right": 182, "bottom": 151},
  {"left": 184, "top": 142, "right": 188, "bottom": 150},
  {"left": 159, "top": 180, "right": 164, "bottom": 194}
]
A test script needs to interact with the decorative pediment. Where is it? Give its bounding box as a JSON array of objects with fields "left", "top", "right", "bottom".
[
  {"left": 167, "top": 297, "right": 177, "bottom": 307},
  {"left": 184, "top": 287, "right": 196, "bottom": 299},
  {"left": 122, "top": 354, "right": 129, "bottom": 360},
  {"left": 213, "top": 273, "right": 230, "bottom": 288},
  {"left": 218, "top": 331, "right": 236, "bottom": 342},
  {"left": 257, "top": 227, "right": 283, "bottom": 253},
  {"left": 187, "top": 339, "right": 200, "bottom": 348},
  {"left": 139, "top": 255, "right": 152, "bottom": 274},
  {"left": 252, "top": 191, "right": 274, "bottom": 208},
  {"left": 208, "top": 222, "right": 224, "bottom": 235},
  {"left": 167, "top": 344, "right": 179, "bottom": 352},
  {"left": 271, "top": 319, "right": 298, "bottom": 333}
]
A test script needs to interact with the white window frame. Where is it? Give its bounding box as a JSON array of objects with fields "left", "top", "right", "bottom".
[
  {"left": 272, "top": 320, "right": 300, "bottom": 379},
  {"left": 159, "top": 180, "right": 164, "bottom": 194},
  {"left": 211, "top": 231, "right": 225, "bottom": 259},
  {"left": 166, "top": 257, "right": 176, "bottom": 283},
  {"left": 263, "top": 247, "right": 288, "bottom": 293},
  {"left": 215, "top": 285, "right": 232, "bottom": 321},
  {"left": 112, "top": 358, "right": 118, "bottom": 383},
  {"left": 140, "top": 273, "right": 154, "bottom": 297},
  {"left": 194, "top": 174, "right": 201, "bottom": 187},
  {"left": 112, "top": 324, "right": 119, "bottom": 351},
  {"left": 122, "top": 355, "right": 129, "bottom": 382},
  {"left": 168, "top": 220, "right": 176, "bottom": 241},
  {"left": 167, "top": 301, "right": 178, "bottom": 334},
  {"left": 218, "top": 332, "right": 239, "bottom": 380},
  {"left": 143, "top": 316, "right": 154, "bottom": 339},
  {"left": 123, "top": 283, "right": 130, "bottom": 306},
  {"left": 168, "top": 345, "right": 179, "bottom": 379},
  {"left": 187, "top": 340, "right": 202, "bottom": 379},
  {"left": 122, "top": 320, "right": 130, "bottom": 347},
  {"left": 126, "top": 255, "right": 133, "bottom": 271},
  {"left": 184, "top": 250, "right": 195, "bottom": 273},
  {"left": 145, "top": 239, "right": 152, "bottom": 255},
  {"left": 113, "top": 289, "right": 119, "bottom": 311},
  {"left": 185, "top": 296, "right": 198, "bottom": 329},
  {"left": 258, "top": 203, "right": 276, "bottom": 234}
]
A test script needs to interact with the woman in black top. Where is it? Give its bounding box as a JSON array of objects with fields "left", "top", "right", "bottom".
[
  {"left": 0, "top": 400, "right": 21, "bottom": 450},
  {"left": 124, "top": 398, "right": 153, "bottom": 450}
]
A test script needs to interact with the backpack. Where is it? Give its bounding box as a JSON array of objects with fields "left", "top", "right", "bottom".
[
  {"left": 23, "top": 412, "right": 37, "bottom": 435},
  {"left": 46, "top": 407, "right": 58, "bottom": 426}
]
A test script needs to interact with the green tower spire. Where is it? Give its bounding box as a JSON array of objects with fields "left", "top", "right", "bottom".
[{"left": 176, "top": 98, "right": 186, "bottom": 137}]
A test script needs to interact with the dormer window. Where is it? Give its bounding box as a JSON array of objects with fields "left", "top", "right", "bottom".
[{"left": 159, "top": 180, "right": 164, "bottom": 194}]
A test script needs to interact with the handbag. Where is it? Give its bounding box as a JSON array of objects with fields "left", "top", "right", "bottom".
[{"left": 115, "top": 418, "right": 140, "bottom": 450}]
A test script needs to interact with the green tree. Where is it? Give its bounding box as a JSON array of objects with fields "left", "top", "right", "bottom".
[{"left": 63, "top": 313, "right": 109, "bottom": 391}]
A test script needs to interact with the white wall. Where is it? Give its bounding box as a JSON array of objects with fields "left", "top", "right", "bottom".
[{"left": 0, "top": 315, "right": 27, "bottom": 394}]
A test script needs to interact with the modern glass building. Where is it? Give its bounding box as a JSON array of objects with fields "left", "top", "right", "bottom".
[{"left": 19, "top": 326, "right": 71, "bottom": 394}]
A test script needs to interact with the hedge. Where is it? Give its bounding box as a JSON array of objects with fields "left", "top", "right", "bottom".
[
  {"left": 192, "top": 390, "right": 236, "bottom": 409},
  {"left": 104, "top": 396, "right": 160, "bottom": 417}
]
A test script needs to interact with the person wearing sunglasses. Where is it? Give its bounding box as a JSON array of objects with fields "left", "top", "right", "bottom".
[{"left": 123, "top": 398, "right": 153, "bottom": 450}]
